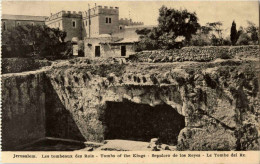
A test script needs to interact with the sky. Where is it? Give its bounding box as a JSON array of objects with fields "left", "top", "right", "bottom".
[{"left": 2, "top": 1, "right": 259, "bottom": 36}]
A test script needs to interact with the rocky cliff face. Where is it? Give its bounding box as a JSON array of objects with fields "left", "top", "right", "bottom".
[
  {"left": 2, "top": 52, "right": 259, "bottom": 150},
  {"left": 2, "top": 70, "right": 46, "bottom": 150},
  {"left": 46, "top": 59, "right": 259, "bottom": 150}
]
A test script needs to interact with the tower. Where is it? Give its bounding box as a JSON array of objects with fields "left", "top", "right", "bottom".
[
  {"left": 82, "top": 6, "right": 119, "bottom": 38},
  {"left": 45, "top": 11, "right": 83, "bottom": 41}
]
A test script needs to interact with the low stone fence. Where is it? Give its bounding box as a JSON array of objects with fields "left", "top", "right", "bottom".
[
  {"left": 133, "top": 45, "right": 259, "bottom": 63},
  {"left": 2, "top": 58, "right": 52, "bottom": 74}
]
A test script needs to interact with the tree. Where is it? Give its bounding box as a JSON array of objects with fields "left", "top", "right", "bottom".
[
  {"left": 246, "top": 21, "right": 259, "bottom": 44},
  {"left": 136, "top": 6, "right": 200, "bottom": 50},
  {"left": 2, "top": 24, "right": 67, "bottom": 58},
  {"left": 237, "top": 33, "right": 250, "bottom": 45},
  {"left": 230, "top": 21, "right": 238, "bottom": 45},
  {"left": 135, "top": 28, "right": 151, "bottom": 36},
  {"left": 157, "top": 6, "right": 200, "bottom": 43},
  {"left": 206, "top": 21, "right": 223, "bottom": 46}
]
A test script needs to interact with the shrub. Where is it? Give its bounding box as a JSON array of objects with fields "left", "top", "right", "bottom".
[
  {"left": 190, "top": 33, "right": 211, "bottom": 46},
  {"left": 237, "top": 33, "right": 250, "bottom": 45},
  {"left": 216, "top": 52, "right": 231, "bottom": 59}
]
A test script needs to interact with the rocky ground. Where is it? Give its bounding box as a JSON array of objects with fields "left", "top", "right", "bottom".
[
  {"left": 46, "top": 57, "right": 259, "bottom": 151},
  {"left": 2, "top": 45, "right": 259, "bottom": 151},
  {"left": 84, "top": 139, "right": 176, "bottom": 151}
]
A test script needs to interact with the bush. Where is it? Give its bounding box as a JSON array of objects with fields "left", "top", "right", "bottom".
[
  {"left": 136, "top": 36, "right": 160, "bottom": 51},
  {"left": 216, "top": 52, "right": 231, "bottom": 59},
  {"left": 190, "top": 33, "right": 211, "bottom": 46},
  {"left": 237, "top": 33, "right": 250, "bottom": 45}
]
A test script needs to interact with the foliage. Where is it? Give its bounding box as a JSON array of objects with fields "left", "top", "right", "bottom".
[
  {"left": 189, "top": 21, "right": 227, "bottom": 46},
  {"left": 136, "top": 35, "right": 160, "bottom": 51},
  {"left": 246, "top": 21, "right": 259, "bottom": 44},
  {"left": 2, "top": 58, "right": 52, "bottom": 74},
  {"left": 216, "top": 52, "right": 231, "bottom": 59},
  {"left": 230, "top": 21, "right": 238, "bottom": 45},
  {"left": 206, "top": 22, "right": 224, "bottom": 46},
  {"left": 2, "top": 24, "right": 67, "bottom": 58},
  {"left": 158, "top": 6, "right": 200, "bottom": 41},
  {"left": 237, "top": 33, "right": 251, "bottom": 45},
  {"left": 223, "top": 37, "right": 231, "bottom": 46},
  {"left": 135, "top": 28, "right": 151, "bottom": 36},
  {"left": 190, "top": 32, "right": 211, "bottom": 46},
  {"left": 136, "top": 6, "right": 200, "bottom": 50},
  {"left": 77, "top": 40, "right": 85, "bottom": 57}
]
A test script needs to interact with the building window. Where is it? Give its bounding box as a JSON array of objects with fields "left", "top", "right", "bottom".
[
  {"left": 72, "top": 20, "right": 76, "bottom": 28},
  {"left": 89, "top": 20, "right": 91, "bottom": 25},
  {"left": 17, "top": 21, "right": 21, "bottom": 26},
  {"left": 106, "top": 17, "right": 112, "bottom": 24},
  {"left": 3, "top": 21, "right": 6, "bottom": 31}
]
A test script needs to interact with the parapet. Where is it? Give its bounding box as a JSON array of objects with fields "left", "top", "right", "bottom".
[
  {"left": 82, "top": 5, "right": 119, "bottom": 18},
  {"left": 119, "top": 18, "right": 144, "bottom": 26},
  {"left": 45, "top": 10, "right": 83, "bottom": 21}
]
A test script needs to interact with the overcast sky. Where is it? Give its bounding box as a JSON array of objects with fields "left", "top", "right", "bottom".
[{"left": 2, "top": 1, "right": 259, "bottom": 34}]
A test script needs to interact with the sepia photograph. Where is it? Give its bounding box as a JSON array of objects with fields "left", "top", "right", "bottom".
[{"left": 0, "top": 0, "right": 259, "bottom": 163}]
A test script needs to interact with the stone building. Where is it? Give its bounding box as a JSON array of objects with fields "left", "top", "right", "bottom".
[
  {"left": 82, "top": 6, "right": 119, "bottom": 38},
  {"left": 84, "top": 36, "right": 138, "bottom": 58},
  {"left": 45, "top": 6, "right": 120, "bottom": 41},
  {"left": 1, "top": 14, "right": 46, "bottom": 31},
  {"left": 2, "top": 6, "right": 143, "bottom": 58},
  {"left": 45, "top": 11, "right": 83, "bottom": 41},
  {"left": 119, "top": 18, "right": 143, "bottom": 26}
]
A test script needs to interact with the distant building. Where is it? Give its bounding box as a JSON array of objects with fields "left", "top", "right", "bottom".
[
  {"left": 119, "top": 18, "right": 143, "bottom": 26},
  {"left": 2, "top": 6, "right": 147, "bottom": 58},
  {"left": 45, "top": 6, "right": 120, "bottom": 41},
  {"left": 1, "top": 14, "right": 46, "bottom": 31},
  {"left": 45, "top": 11, "right": 83, "bottom": 41},
  {"left": 82, "top": 6, "right": 119, "bottom": 38},
  {"left": 84, "top": 36, "right": 138, "bottom": 58}
]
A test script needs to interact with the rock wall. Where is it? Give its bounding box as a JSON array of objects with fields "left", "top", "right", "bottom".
[
  {"left": 134, "top": 45, "right": 259, "bottom": 62},
  {"left": 47, "top": 59, "right": 259, "bottom": 150},
  {"left": 1, "top": 69, "right": 85, "bottom": 150},
  {"left": 2, "top": 71, "right": 46, "bottom": 150},
  {"left": 2, "top": 51, "right": 259, "bottom": 151}
]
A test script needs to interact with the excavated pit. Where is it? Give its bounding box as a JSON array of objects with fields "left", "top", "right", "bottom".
[
  {"left": 102, "top": 99, "right": 185, "bottom": 145},
  {"left": 2, "top": 56, "right": 259, "bottom": 151}
]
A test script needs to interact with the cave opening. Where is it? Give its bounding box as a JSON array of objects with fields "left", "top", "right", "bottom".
[{"left": 102, "top": 99, "right": 185, "bottom": 145}]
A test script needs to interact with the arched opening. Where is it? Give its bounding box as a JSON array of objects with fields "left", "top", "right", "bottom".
[{"left": 102, "top": 99, "right": 185, "bottom": 145}]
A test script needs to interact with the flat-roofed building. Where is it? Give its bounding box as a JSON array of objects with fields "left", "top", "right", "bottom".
[{"left": 1, "top": 14, "right": 47, "bottom": 31}]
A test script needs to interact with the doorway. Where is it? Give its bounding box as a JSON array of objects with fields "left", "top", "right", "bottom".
[
  {"left": 95, "top": 46, "right": 100, "bottom": 57},
  {"left": 121, "top": 46, "right": 126, "bottom": 57},
  {"left": 102, "top": 100, "right": 185, "bottom": 145}
]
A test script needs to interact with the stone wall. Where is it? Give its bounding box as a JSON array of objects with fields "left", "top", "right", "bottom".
[
  {"left": 2, "top": 71, "right": 46, "bottom": 150},
  {"left": 134, "top": 45, "right": 259, "bottom": 63},
  {"left": 1, "top": 68, "right": 84, "bottom": 150},
  {"left": 62, "top": 17, "right": 83, "bottom": 41}
]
